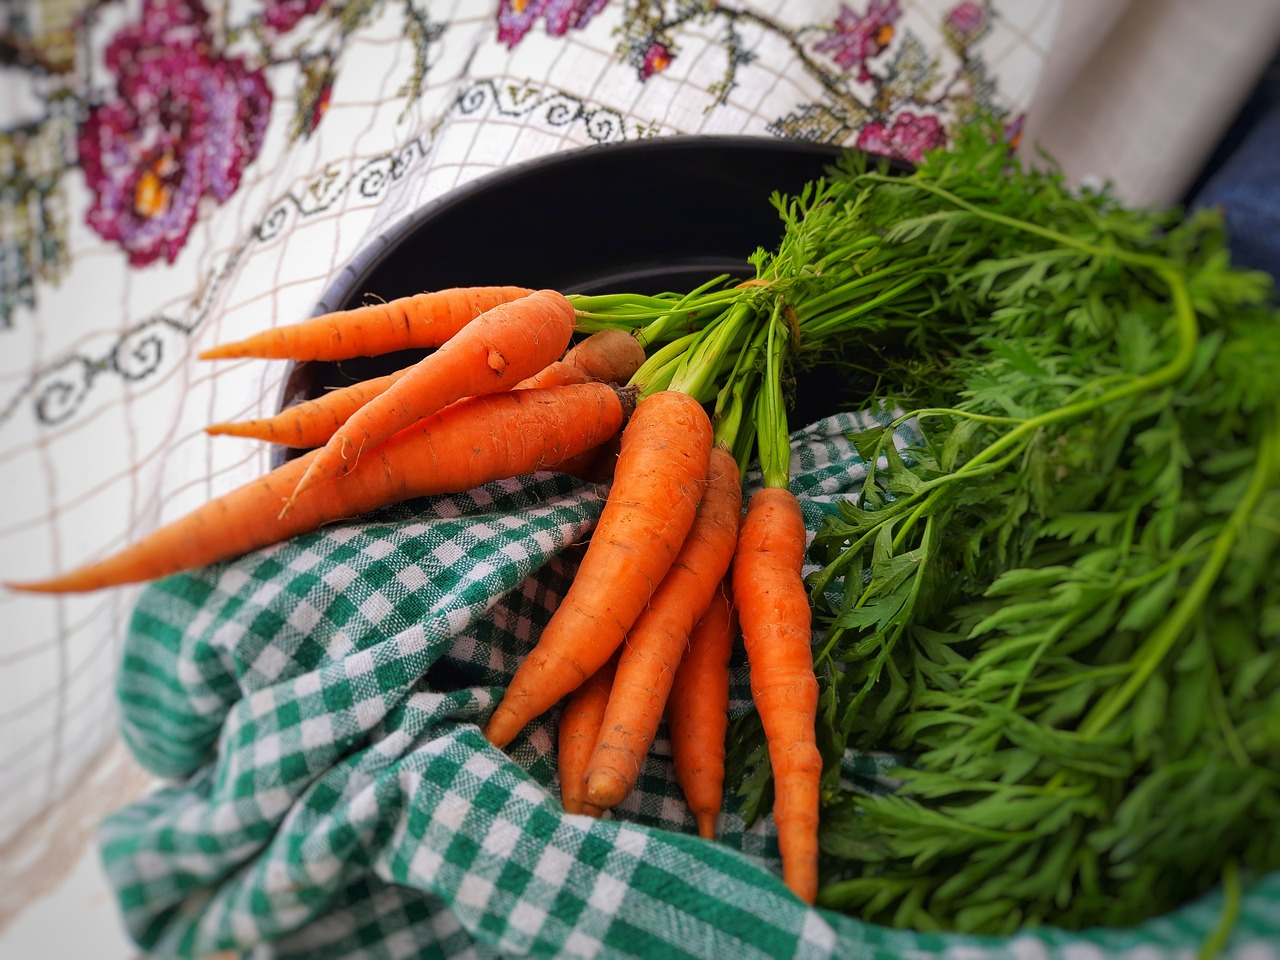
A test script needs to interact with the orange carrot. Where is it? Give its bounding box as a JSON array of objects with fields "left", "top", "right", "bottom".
[
  {"left": 207, "top": 329, "right": 645, "bottom": 450},
  {"left": 483, "top": 390, "right": 713, "bottom": 748},
  {"left": 206, "top": 367, "right": 412, "bottom": 447},
  {"left": 558, "top": 652, "right": 619, "bottom": 817},
  {"left": 206, "top": 361, "right": 584, "bottom": 450},
  {"left": 584, "top": 445, "right": 742, "bottom": 810},
  {"left": 516, "top": 329, "right": 645, "bottom": 390},
  {"left": 7, "top": 383, "right": 631, "bottom": 594},
  {"left": 199, "top": 286, "right": 535, "bottom": 361},
  {"left": 732, "top": 486, "right": 821, "bottom": 904},
  {"left": 288, "top": 289, "right": 576, "bottom": 506},
  {"left": 668, "top": 579, "right": 737, "bottom": 840}
]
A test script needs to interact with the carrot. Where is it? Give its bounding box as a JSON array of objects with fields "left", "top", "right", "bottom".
[
  {"left": 667, "top": 579, "right": 736, "bottom": 840},
  {"left": 516, "top": 329, "right": 645, "bottom": 390},
  {"left": 584, "top": 445, "right": 742, "bottom": 810},
  {"left": 732, "top": 486, "right": 821, "bottom": 904},
  {"left": 205, "top": 329, "right": 643, "bottom": 450},
  {"left": 287, "top": 289, "right": 576, "bottom": 507},
  {"left": 199, "top": 286, "right": 535, "bottom": 361},
  {"left": 558, "top": 652, "right": 619, "bottom": 817},
  {"left": 204, "top": 359, "right": 589, "bottom": 450},
  {"left": 206, "top": 366, "right": 412, "bottom": 447},
  {"left": 6, "top": 383, "right": 632, "bottom": 594},
  {"left": 483, "top": 390, "right": 714, "bottom": 749}
]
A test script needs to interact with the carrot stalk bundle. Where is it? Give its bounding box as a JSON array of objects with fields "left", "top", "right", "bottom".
[
  {"left": 7, "top": 383, "right": 631, "bottom": 594},
  {"left": 732, "top": 486, "right": 821, "bottom": 905},
  {"left": 558, "top": 653, "right": 619, "bottom": 817},
  {"left": 668, "top": 580, "right": 737, "bottom": 840},
  {"left": 584, "top": 445, "right": 742, "bottom": 810},
  {"left": 199, "top": 285, "right": 535, "bottom": 361},
  {"left": 482, "top": 389, "right": 714, "bottom": 749},
  {"left": 288, "top": 289, "right": 577, "bottom": 505}
]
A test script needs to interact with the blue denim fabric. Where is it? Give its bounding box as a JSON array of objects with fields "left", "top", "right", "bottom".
[{"left": 1191, "top": 62, "right": 1280, "bottom": 281}]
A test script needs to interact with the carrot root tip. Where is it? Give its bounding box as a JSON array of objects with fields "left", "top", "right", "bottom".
[
  {"left": 584, "top": 768, "right": 629, "bottom": 810},
  {"left": 695, "top": 811, "right": 717, "bottom": 840}
]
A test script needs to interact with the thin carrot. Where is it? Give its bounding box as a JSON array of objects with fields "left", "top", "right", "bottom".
[
  {"left": 206, "top": 366, "right": 411, "bottom": 447},
  {"left": 287, "top": 289, "right": 577, "bottom": 507},
  {"left": 668, "top": 579, "right": 737, "bottom": 840},
  {"left": 6, "top": 383, "right": 632, "bottom": 594},
  {"left": 483, "top": 390, "right": 713, "bottom": 748},
  {"left": 204, "top": 329, "right": 644, "bottom": 449},
  {"left": 558, "top": 652, "right": 619, "bottom": 817},
  {"left": 732, "top": 486, "right": 821, "bottom": 904},
  {"left": 584, "top": 445, "right": 742, "bottom": 810},
  {"left": 516, "top": 329, "right": 646, "bottom": 390},
  {"left": 199, "top": 286, "right": 535, "bottom": 361}
]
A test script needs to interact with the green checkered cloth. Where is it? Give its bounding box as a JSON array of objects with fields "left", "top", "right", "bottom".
[{"left": 102, "top": 412, "right": 1280, "bottom": 959}]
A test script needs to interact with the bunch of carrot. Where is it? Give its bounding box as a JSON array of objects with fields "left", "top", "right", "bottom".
[{"left": 9, "top": 158, "right": 934, "bottom": 904}]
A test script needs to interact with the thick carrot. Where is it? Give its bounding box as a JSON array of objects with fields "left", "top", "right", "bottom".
[
  {"left": 206, "top": 329, "right": 644, "bottom": 450},
  {"left": 7, "top": 383, "right": 631, "bottom": 594},
  {"left": 732, "top": 486, "right": 821, "bottom": 904},
  {"left": 483, "top": 390, "right": 713, "bottom": 748},
  {"left": 199, "top": 286, "right": 535, "bottom": 361},
  {"left": 288, "top": 289, "right": 576, "bottom": 506},
  {"left": 584, "top": 445, "right": 742, "bottom": 810},
  {"left": 558, "top": 652, "right": 619, "bottom": 817},
  {"left": 668, "top": 579, "right": 736, "bottom": 840}
]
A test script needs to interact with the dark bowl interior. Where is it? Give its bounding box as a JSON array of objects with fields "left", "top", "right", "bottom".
[{"left": 276, "top": 136, "right": 878, "bottom": 465}]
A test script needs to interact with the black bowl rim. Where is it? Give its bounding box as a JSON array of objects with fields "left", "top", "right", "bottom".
[{"left": 309, "top": 134, "right": 852, "bottom": 318}]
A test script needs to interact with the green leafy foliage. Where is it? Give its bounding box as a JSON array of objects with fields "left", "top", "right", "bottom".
[{"left": 725, "top": 122, "right": 1280, "bottom": 934}]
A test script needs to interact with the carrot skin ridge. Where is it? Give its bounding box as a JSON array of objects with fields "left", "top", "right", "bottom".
[
  {"left": 732, "top": 486, "right": 821, "bottom": 904},
  {"left": 482, "top": 390, "right": 714, "bottom": 749},
  {"left": 199, "top": 286, "right": 535, "bottom": 361},
  {"left": 558, "top": 652, "right": 619, "bottom": 817},
  {"left": 668, "top": 579, "right": 737, "bottom": 840},
  {"left": 584, "top": 446, "right": 742, "bottom": 810},
  {"left": 8, "top": 383, "right": 630, "bottom": 594},
  {"left": 289, "top": 289, "right": 577, "bottom": 504}
]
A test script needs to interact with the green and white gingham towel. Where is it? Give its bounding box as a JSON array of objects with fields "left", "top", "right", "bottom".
[{"left": 102, "top": 412, "right": 1280, "bottom": 959}]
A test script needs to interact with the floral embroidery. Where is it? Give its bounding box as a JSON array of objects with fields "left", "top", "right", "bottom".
[
  {"left": 496, "top": 0, "right": 609, "bottom": 48},
  {"left": 814, "top": 0, "right": 902, "bottom": 82},
  {"left": 856, "top": 110, "right": 946, "bottom": 163},
  {"left": 945, "top": 1, "right": 989, "bottom": 45},
  {"left": 0, "top": 0, "right": 1020, "bottom": 349},
  {"left": 639, "top": 41, "right": 674, "bottom": 79},
  {"left": 262, "top": 0, "right": 326, "bottom": 34},
  {"left": 77, "top": 0, "right": 271, "bottom": 267}
]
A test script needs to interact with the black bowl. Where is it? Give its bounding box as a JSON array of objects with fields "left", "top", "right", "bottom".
[{"left": 276, "top": 136, "right": 876, "bottom": 464}]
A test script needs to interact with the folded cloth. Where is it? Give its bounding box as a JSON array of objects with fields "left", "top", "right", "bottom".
[{"left": 101, "top": 412, "right": 1280, "bottom": 959}]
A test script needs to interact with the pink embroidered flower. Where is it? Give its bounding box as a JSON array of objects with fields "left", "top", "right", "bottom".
[
  {"left": 77, "top": 0, "right": 271, "bottom": 266},
  {"left": 945, "top": 1, "right": 987, "bottom": 44},
  {"left": 814, "top": 0, "right": 901, "bottom": 82},
  {"left": 639, "top": 41, "right": 673, "bottom": 79},
  {"left": 263, "top": 0, "right": 324, "bottom": 33},
  {"left": 856, "top": 111, "right": 946, "bottom": 164},
  {"left": 496, "top": 0, "right": 608, "bottom": 48}
]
